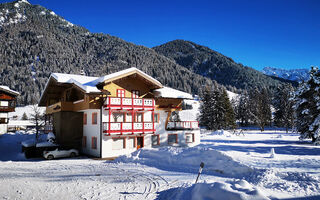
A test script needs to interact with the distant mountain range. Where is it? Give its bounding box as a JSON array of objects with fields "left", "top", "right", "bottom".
[
  {"left": 262, "top": 67, "right": 309, "bottom": 82},
  {"left": 0, "top": 0, "right": 296, "bottom": 105}
]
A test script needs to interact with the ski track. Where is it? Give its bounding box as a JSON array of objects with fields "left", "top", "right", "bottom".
[{"left": 0, "top": 160, "right": 173, "bottom": 200}]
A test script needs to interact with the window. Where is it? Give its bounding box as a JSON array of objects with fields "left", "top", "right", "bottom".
[
  {"left": 112, "top": 138, "right": 125, "bottom": 150},
  {"left": 185, "top": 133, "right": 195, "bottom": 143},
  {"left": 82, "top": 136, "right": 87, "bottom": 148},
  {"left": 153, "top": 113, "right": 159, "bottom": 123},
  {"left": 168, "top": 134, "right": 178, "bottom": 144},
  {"left": 126, "top": 113, "right": 133, "bottom": 122},
  {"left": 117, "top": 89, "right": 125, "bottom": 97},
  {"left": 128, "top": 137, "right": 136, "bottom": 148},
  {"left": 135, "top": 113, "right": 143, "bottom": 122},
  {"left": 91, "top": 137, "right": 97, "bottom": 149},
  {"left": 83, "top": 113, "right": 87, "bottom": 125},
  {"left": 112, "top": 112, "right": 124, "bottom": 122},
  {"left": 152, "top": 135, "right": 160, "bottom": 146},
  {"left": 131, "top": 90, "right": 139, "bottom": 98},
  {"left": 92, "top": 112, "right": 97, "bottom": 125},
  {"left": 0, "top": 101, "right": 8, "bottom": 107}
]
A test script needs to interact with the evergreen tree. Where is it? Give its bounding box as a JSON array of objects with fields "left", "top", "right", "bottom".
[
  {"left": 221, "top": 89, "right": 236, "bottom": 129},
  {"left": 199, "top": 85, "right": 236, "bottom": 130},
  {"left": 248, "top": 88, "right": 272, "bottom": 131},
  {"left": 199, "top": 86, "right": 214, "bottom": 129},
  {"left": 294, "top": 67, "right": 320, "bottom": 143},
  {"left": 234, "top": 91, "right": 251, "bottom": 126},
  {"left": 22, "top": 112, "right": 28, "bottom": 120},
  {"left": 274, "top": 84, "right": 295, "bottom": 132}
]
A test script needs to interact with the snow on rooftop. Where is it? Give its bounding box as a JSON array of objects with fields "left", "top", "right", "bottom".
[
  {"left": 154, "top": 87, "right": 193, "bottom": 99},
  {"left": 0, "top": 85, "right": 19, "bottom": 95},
  {"left": 90, "top": 67, "right": 162, "bottom": 86},
  {"left": 51, "top": 73, "right": 100, "bottom": 93}
]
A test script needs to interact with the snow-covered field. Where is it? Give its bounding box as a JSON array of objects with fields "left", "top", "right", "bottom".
[{"left": 0, "top": 130, "right": 320, "bottom": 199}]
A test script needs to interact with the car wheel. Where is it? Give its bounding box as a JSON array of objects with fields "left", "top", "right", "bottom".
[
  {"left": 70, "top": 152, "right": 76, "bottom": 158},
  {"left": 47, "top": 155, "right": 54, "bottom": 160}
]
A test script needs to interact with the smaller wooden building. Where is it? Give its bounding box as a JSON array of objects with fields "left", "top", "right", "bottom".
[{"left": 0, "top": 86, "right": 19, "bottom": 134}]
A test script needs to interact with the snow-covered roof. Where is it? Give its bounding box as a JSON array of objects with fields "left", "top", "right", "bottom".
[
  {"left": 154, "top": 87, "right": 193, "bottom": 99},
  {"left": 50, "top": 73, "right": 100, "bottom": 93},
  {"left": 0, "top": 85, "right": 19, "bottom": 96},
  {"left": 88, "top": 67, "right": 162, "bottom": 87}
]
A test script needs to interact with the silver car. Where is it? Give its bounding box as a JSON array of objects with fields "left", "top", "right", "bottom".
[{"left": 43, "top": 147, "right": 79, "bottom": 160}]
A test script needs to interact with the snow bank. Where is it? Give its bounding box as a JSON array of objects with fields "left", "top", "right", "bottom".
[
  {"left": 115, "top": 146, "right": 253, "bottom": 178},
  {"left": 157, "top": 180, "right": 269, "bottom": 200}
]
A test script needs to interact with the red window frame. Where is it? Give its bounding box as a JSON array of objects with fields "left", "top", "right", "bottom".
[
  {"left": 82, "top": 136, "right": 87, "bottom": 148},
  {"left": 83, "top": 113, "right": 87, "bottom": 125},
  {"left": 92, "top": 112, "right": 97, "bottom": 125},
  {"left": 185, "top": 133, "right": 195, "bottom": 143},
  {"left": 117, "top": 89, "right": 125, "bottom": 97},
  {"left": 91, "top": 137, "right": 97, "bottom": 149},
  {"left": 151, "top": 135, "right": 160, "bottom": 146},
  {"left": 131, "top": 90, "right": 139, "bottom": 98},
  {"left": 168, "top": 134, "right": 178, "bottom": 144}
]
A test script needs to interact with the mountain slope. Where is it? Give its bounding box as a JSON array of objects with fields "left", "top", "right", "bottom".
[
  {"left": 153, "top": 40, "right": 297, "bottom": 92},
  {"left": 0, "top": 1, "right": 213, "bottom": 105},
  {"left": 262, "top": 67, "right": 309, "bottom": 82}
]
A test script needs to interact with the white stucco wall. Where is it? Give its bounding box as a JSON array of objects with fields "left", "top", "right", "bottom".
[
  {"left": 101, "top": 134, "right": 152, "bottom": 158},
  {"left": 81, "top": 109, "right": 101, "bottom": 157}
]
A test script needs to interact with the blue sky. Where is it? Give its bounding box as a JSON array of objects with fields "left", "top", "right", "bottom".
[{"left": 2, "top": 0, "right": 319, "bottom": 70}]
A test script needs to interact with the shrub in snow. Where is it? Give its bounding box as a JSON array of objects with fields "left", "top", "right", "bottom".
[{"left": 294, "top": 66, "right": 320, "bottom": 143}]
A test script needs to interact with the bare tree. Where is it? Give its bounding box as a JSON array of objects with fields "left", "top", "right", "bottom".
[{"left": 30, "top": 104, "right": 44, "bottom": 141}]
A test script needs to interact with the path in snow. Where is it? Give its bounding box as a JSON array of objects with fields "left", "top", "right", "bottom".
[{"left": 0, "top": 160, "right": 173, "bottom": 200}]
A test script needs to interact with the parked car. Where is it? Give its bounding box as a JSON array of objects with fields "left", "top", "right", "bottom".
[{"left": 43, "top": 147, "right": 79, "bottom": 160}]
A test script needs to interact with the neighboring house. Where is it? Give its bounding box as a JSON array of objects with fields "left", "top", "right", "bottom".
[
  {"left": 0, "top": 86, "right": 19, "bottom": 134},
  {"left": 39, "top": 67, "right": 200, "bottom": 158},
  {"left": 7, "top": 120, "right": 36, "bottom": 131}
]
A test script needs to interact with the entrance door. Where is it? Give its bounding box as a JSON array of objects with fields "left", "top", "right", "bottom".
[{"left": 137, "top": 136, "right": 144, "bottom": 150}]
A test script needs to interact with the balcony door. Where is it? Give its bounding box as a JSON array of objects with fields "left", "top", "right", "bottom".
[{"left": 137, "top": 136, "right": 144, "bottom": 149}]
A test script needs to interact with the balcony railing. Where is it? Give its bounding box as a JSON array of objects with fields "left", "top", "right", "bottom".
[
  {"left": 103, "top": 122, "right": 155, "bottom": 135},
  {"left": 104, "top": 97, "right": 155, "bottom": 110},
  {"left": 166, "top": 121, "right": 199, "bottom": 130},
  {"left": 0, "top": 106, "right": 15, "bottom": 112}
]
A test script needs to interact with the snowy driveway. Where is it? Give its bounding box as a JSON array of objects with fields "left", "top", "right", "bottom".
[{"left": 0, "top": 159, "right": 174, "bottom": 200}]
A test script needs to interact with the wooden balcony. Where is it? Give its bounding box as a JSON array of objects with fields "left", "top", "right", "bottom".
[
  {"left": 103, "top": 122, "right": 155, "bottom": 136},
  {"left": 104, "top": 97, "right": 155, "bottom": 110},
  {"left": 46, "top": 101, "right": 74, "bottom": 114},
  {"left": 0, "top": 106, "right": 15, "bottom": 112},
  {"left": 166, "top": 121, "right": 199, "bottom": 130}
]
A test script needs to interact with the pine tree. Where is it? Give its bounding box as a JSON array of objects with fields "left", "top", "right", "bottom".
[
  {"left": 221, "top": 89, "right": 236, "bottom": 129},
  {"left": 274, "top": 84, "right": 295, "bottom": 132},
  {"left": 248, "top": 88, "right": 272, "bottom": 131},
  {"left": 294, "top": 66, "right": 320, "bottom": 143},
  {"left": 199, "top": 86, "right": 214, "bottom": 129},
  {"left": 199, "top": 85, "right": 236, "bottom": 130},
  {"left": 22, "top": 112, "right": 28, "bottom": 120},
  {"left": 235, "top": 91, "right": 251, "bottom": 126}
]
